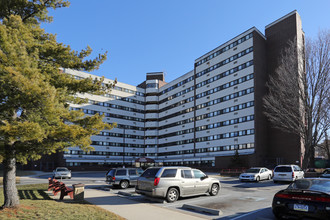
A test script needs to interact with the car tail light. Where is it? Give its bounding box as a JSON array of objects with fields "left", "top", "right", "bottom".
[
  {"left": 292, "top": 172, "right": 295, "bottom": 178},
  {"left": 112, "top": 177, "right": 115, "bottom": 181},
  {"left": 275, "top": 193, "right": 330, "bottom": 202},
  {"left": 275, "top": 193, "right": 293, "bottom": 199},
  {"left": 154, "top": 177, "right": 160, "bottom": 186}
]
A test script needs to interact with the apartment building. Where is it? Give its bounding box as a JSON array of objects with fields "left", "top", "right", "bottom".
[{"left": 39, "top": 11, "right": 304, "bottom": 171}]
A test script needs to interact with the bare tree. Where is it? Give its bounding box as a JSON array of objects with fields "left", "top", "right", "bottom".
[
  {"left": 316, "top": 134, "right": 330, "bottom": 159},
  {"left": 263, "top": 30, "right": 330, "bottom": 169}
]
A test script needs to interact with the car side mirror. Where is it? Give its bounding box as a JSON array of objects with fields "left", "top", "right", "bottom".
[{"left": 201, "top": 175, "right": 208, "bottom": 180}]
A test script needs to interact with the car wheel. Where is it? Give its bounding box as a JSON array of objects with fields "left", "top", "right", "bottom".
[
  {"left": 166, "top": 188, "right": 179, "bottom": 203},
  {"left": 120, "top": 180, "right": 129, "bottom": 189},
  {"left": 268, "top": 174, "right": 272, "bottom": 180},
  {"left": 256, "top": 176, "right": 260, "bottom": 182},
  {"left": 209, "top": 183, "right": 219, "bottom": 196}
]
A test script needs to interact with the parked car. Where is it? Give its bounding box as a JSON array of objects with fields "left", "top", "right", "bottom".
[
  {"left": 105, "top": 168, "right": 140, "bottom": 189},
  {"left": 273, "top": 165, "right": 304, "bottom": 183},
  {"left": 135, "top": 166, "right": 221, "bottom": 202},
  {"left": 239, "top": 167, "right": 273, "bottom": 182},
  {"left": 272, "top": 178, "right": 330, "bottom": 219},
  {"left": 320, "top": 168, "right": 330, "bottom": 178},
  {"left": 53, "top": 167, "right": 71, "bottom": 179}
]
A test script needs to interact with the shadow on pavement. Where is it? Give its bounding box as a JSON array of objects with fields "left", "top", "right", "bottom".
[
  {"left": 215, "top": 207, "right": 275, "bottom": 220},
  {"left": 221, "top": 179, "right": 290, "bottom": 188}
]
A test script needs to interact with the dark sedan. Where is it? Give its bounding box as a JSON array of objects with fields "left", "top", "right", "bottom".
[{"left": 272, "top": 178, "right": 330, "bottom": 219}]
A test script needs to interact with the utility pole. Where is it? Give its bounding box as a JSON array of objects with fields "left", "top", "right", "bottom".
[{"left": 123, "top": 128, "right": 126, "bottom": 167}]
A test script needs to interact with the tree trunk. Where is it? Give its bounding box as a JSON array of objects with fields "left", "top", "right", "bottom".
[{"left": 1, "top": 145, "right": 19, "bottom": 209}]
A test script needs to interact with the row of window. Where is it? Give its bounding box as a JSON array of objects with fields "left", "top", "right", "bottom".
[
  {"left": 91, "top": 141, "right": 144, "bottom": 148},
  {"left": 100, "top": 94, "right": 145, "bottom": 105},
  {"left": 196, "top": 100, "right": 254, "bottom": 121},
  {"left": 158, "top": 143, "right": 255, "bottom": 156},
  {"left": 159, "top": 101, "right": 254, "bottom": 130},
  {"left": 113, "top": 86, "right": 144, "bottom": 97},
  {"left": 161, "top": 76, "right": 194, "bottom": 94},
  {"left": 65, "top": 152, "right": 143, "bottom": 157},
  {"left": 159, "top": 114, "right": 254, "bottom": 139},
  {"left": 196, "top": 47, "right": 253, "bottom": 78},
  {"left": 65, "top": 160, "right": 214, "bottom": 167},
  {"left": 162, "top": 160, "right": 214, "bottom": 166},
  {"left": 116, "top": 124, "right": 145, "bottom": 131},
  {"left": 77, "top": 108, "right": 145, "bottom": 122},
  {"left": 97, "top": 131, "right": 144, "bottom": 139},
  {"left": 159, "top": 86, "right": 195, "bottom": 104},
  {"left": 158, "top": 129, "right": 255, "bottom": 147},
  {"left": 196, "top": 76, "right": 254, "bottom": 100},
  {"left": 88, "top": 100, "right": 145, "bottom": 113},
  {"left": 195, "top": 33, "right": 253, "bottom": 67},
  {"left": 197, "top": 87, "right": 254, "bottom": 111},
  {"left": 71, "top": 74, "right": 144, "bottom": 97}
]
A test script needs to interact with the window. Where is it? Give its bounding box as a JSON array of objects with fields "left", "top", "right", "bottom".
[
  {"left": 181, "top": 170, "right": 193, "bottom": 178},
  {"left": 193, "top": 170, "right": 205, "bottom": 178},
  {"left": 116, "top": 170, "right": 126, "bottom": 176},
  {"left": 161, "top": 169, "right": 177, "bottom": 178},
  {"left": 146, "top": 83, "right": 158, "bottom": 88},
  {"left": 129, "top": 169, "right": 137, "bottom": 176}
]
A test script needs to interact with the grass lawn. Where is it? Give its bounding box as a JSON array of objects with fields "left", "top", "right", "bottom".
[{"left": 0, "top": 184, "right": 124, "bottom": 220}]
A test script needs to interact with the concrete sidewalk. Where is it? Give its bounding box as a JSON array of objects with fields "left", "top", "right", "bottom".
[
  {"left": 47, "top": 184, "right": 206, "bottom": 220},
  {"left": 83, "top": 188, "right": 206, "bottom": 220}
]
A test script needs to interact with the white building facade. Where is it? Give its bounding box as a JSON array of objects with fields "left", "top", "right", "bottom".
[{"left": 60, "top": 11, "right": 304, "bottom": 170}]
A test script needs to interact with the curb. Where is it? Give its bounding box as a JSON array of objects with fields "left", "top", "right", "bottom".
[
  {"left": 182, "top": 204, "right": 222, "bottom": 215},
  {"left": 118, "top": 191, "right": 135, "bottom": 196},
  {"left": 118, "top": 191, "right": 166, "bottom": 203}
]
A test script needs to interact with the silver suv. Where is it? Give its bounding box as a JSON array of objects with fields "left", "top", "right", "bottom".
[
  {"left": 105, "top": 168, "right": 141, "bottom": 189},
  {"left": 135, "top": 167, "right": 221, "bottom": 202}
]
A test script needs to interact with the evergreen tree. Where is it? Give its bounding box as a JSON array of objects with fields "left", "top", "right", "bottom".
[{"left": 0, "top": 0, "right": 115, "bottom": 208}]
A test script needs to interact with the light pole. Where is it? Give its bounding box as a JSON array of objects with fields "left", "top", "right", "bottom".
[{"left": 123, "top": 128, "right": 125, "bottom": 167}]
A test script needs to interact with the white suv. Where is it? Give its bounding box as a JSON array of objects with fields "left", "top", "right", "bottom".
[{"left": 273, "top": 165, "right": 304, "bottom": 183}]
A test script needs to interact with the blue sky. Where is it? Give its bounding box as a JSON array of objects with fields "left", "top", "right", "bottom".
[{"left": 43, "top": 0, "right": 330, "bottom": 86}]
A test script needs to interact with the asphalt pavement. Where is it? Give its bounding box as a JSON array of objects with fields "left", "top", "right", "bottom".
[{"left": 20, "top": 171, "right": 279, "bottom": 219}]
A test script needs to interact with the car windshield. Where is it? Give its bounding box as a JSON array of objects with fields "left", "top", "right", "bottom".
[
  {"left": 57, "top": 168, "right": 68, "bottom": 172},
  {"left": 245, "top": 169, "right": 260, "bottom": 173},
  {"left": 141, "top": 168, "right": 160, "bottom": 178},
  {"left": 275, "top": 167, "right": 292, "bottom": 172},
  {"left": 287, "top": 179, "right": 330, "bottom": 193}
]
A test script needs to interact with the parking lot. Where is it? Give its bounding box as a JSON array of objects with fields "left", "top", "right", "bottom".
[{"left": 31, "top": 172, "right": 289, "bottom": 219}]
